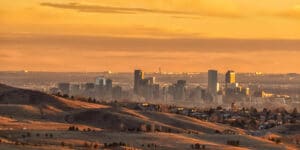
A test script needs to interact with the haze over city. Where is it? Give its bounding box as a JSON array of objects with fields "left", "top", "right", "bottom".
[{"left": 0, "top": 1, "right": 300, "bottom": 150}]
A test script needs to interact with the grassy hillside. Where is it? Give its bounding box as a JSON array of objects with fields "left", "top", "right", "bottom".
[{"left": 0, "top": 84, "right": 297, "bottom": 149}]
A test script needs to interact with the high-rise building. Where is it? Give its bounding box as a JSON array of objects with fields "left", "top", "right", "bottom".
[
  {"left": 105, "top": 79, "right": 113, "bottom": 99},
  {"left": 95, "top": 76, "right": 107, "bottom": 86},
  {"left": 134, "top": 70, "right": 144, "bottom": 95},
  {"left": 140, "top": 78, "right": 153, "bottom": 100},
  {"left": 208, "top": 70, "right": 218, "bottom": 95},
  {"left": 174, "top": 80, "right": 186, "bottom": 101},
  {"left": 106, "top": 79, "right": 113, "bottom": 91},
  {"left": 225, "top": 70, "right": 238, "bottom": 96},
  {"left": 225, "top": 70, "right": 236, "bottom": 85}
]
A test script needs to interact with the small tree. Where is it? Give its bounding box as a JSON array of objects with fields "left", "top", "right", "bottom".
[
  {"left": 215, "top": 130, "right": 221, "bottom": 134},
  {"left": 292, "top": 108, "right": 298, "bottom": 118},
  {"left": 94, "top": 143, "right": 99, "bottom": 149},
  {"left": 84, "top": 142, "right": 89, "bottom": 147},
  {"left": 68, "top": 126, "right": 73, "bottom": 131},
  {"left": 88, "top": 97, "right": 92, "bottom": 102},
  {"left": 275, "top": 139, "right": 282, "bottom": 144},
  {"left": 195, "top": 143, "right": 200, "bottom": 149},
  {"left": 63, "top": 94, "right": 69, "bottom": 98}
]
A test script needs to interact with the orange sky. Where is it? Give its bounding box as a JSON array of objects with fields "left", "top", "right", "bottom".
[{"left": 1, "top": 0, "right": 300, "bottom": 73}]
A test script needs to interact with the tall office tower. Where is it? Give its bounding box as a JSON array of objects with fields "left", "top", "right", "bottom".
[
  {"left": 174, "top": 80, "right": 186, "bottom": 101},
  {"left": 134, "top": 70, "right": 144, "bottom": 95},
  {"left": 225, "top": 70, "right": 236, "bottom": 85},
  {"left": 105, "top": 79, "right": 113, "bottom": 92},
  {"left": 140, "top": 78, "right": 153, "bottom": 100},
  {"left": 105, "top": 79, "right": 113, "bottom": 99},
  {"left": 208, "top": 70, "right": 218, "bottom": 95},
  {"left": 225, "top": 70, "right": 237, "bottom": 95}
]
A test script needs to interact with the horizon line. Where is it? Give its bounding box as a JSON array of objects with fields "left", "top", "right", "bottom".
[{"left": 0, "top": 70, "right": 298, "bottom": 75}]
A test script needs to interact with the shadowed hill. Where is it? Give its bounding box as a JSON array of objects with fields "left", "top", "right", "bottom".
[
  {"left": 0, "top": 84, "right": 73, "bottom": 111},
  {"left": 0, "top": 84, "right": 297, "bottom": 149},
  {"left": 68, "top": 106, "right": 243, "bottom": 135},
  {"left": 0, "top": 84, "right": 107, "bottom": 120}
]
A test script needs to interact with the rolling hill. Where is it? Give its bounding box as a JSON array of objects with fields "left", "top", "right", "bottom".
[{"left": 0, "top": 84, "right": 298, "bottom": 149}]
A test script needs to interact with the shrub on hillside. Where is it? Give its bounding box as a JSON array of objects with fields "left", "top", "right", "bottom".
[{"left": 227, "top": 140, "right": 240, "bottom": 146}]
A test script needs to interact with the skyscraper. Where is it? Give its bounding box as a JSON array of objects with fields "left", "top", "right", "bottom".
[
  {"left": 208, "top": 70, "right": 218, "bottom": 95},
  {"left": 105, "top": 79, "right": 113, "bottom": 99},
  {"left": 225, "top": 70, "right": 237, "bottom": 95},
  {"left": 225, "top": 70, "right": 236, "bottom": 85},
  {"left": 106, "top": 79, "right": 113, "bottom": 92},
  {"left": 140, "top": 78, "right": 153, "bottom": 100},
  {"left": 174, "top": 80, "right": 186, "bottom": 101},
  {"left": 134, "top": 69, "right": 144, "bottom": 94}
]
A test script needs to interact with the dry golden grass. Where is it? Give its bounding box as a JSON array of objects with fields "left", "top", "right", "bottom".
[{"left": 0, "top": 84, "right": 297, "bottom": 150}]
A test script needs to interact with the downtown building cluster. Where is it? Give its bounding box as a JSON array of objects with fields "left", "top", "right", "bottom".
[
  {"left": 51, "top": 69, "right": 289, "bottom": 104},
  {"left": 207, "top": 70, "right": 250, "bottom": 104},
  {"left": 51, "top": 77, "right": 124, "bottom": 100}
]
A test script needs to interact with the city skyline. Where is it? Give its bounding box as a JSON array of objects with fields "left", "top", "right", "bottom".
[
  {"left": 0, "top": 68, "right": 299, "bottom": 74},
  {"left": 0, "top": 1, "right": 299, "bottom": 149}
]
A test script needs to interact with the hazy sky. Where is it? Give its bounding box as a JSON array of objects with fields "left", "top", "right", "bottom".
[{"left": 1, "top": 0, "right": 300, "bottom": 73}]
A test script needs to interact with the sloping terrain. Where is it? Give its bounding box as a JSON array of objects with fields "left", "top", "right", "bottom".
[
  {"left": 0, "top": 84, "right": 108, "bottom": 120},
  {"left": 0, "top": 84, "right": 297, "bottom": 149},
  {"left": 0, "top": 84, "right": 107, "bottom": 111}
]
